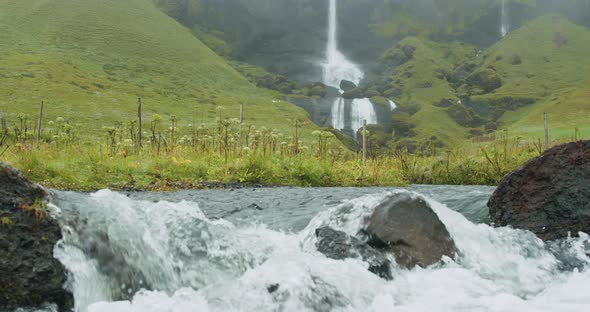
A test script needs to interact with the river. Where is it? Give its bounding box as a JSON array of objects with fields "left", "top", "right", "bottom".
[{"left": 12, "top": 185, "right": 590, "bottom": 312}]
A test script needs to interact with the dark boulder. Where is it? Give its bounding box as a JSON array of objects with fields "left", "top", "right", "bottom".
[
  {"left": 366, "top": 193, "right": 457, "bottom": 268},
  {"left": 315, "top": 227, "right": 393, "bottom": 280},
  {"left": 0, "top": 163, "right": 72, "bottom": 310},
  {"left": 488, "top": 141, "right": 590, "bottom": 241},
  {"left": 339, "top": 80, "right": 357, "bottom": 91},
  {"left": 314, "top": 192, "right": 457, "bottom": 278}
]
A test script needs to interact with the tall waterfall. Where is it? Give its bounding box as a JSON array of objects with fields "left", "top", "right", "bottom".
[
  {"left": 500, "top": 0, "right": 509, "bottom": 37},
  {"left": 323, "top": 0, "right": 363, "bottom": 88},
  {"left": 323, "top": 0, "right": 376, "bottom": 133}
]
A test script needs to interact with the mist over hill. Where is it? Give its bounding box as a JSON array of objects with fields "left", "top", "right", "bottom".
[{"left": 157, "top": 0, "right": 590, "bottom": 81}]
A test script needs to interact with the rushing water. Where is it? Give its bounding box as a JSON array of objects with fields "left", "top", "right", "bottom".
[
  {"left": 323, "top": 0, "right": 377, "bottom": 135},
  {"left": 389, "top": 100, "right": 397, "bottom": 111},
  {"left": 500, "top": 0, "right": 510, "bottom": 37},
  {"left": 322, "top": 0, "right": 363, "bottom": 88},
  {"left": 19, "top": 185, "right": 590, "bottom": 312},
  {"left": 330, "top": 98, "right": 345, "bottom": 130}
]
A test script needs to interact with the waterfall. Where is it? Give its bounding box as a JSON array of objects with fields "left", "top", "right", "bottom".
[
  {"left": 350, "top": 99, "right": 377, "bottom": 135},
  {"left": 500, "top": 0, "right": 509, "bottom": 37},
  {"left": 331, "top": 98, "right": 345, "bottom": 130},
  {"left": 322, "top": 0, "right": 364, "bottom": 88},
  {"left": 323, "top": 0, "right": 376, "bottom": 134},
  {"left": 388, "top": 100, "right": 397, "bottom": 111}
]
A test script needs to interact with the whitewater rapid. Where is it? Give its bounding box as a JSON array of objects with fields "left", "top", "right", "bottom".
[{"left": 35, "top": 187, "right": 590, "bottom": 312}]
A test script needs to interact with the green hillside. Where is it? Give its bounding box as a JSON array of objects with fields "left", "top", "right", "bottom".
[
  {"left": 0, "top": 0, "right": 316, "bottom": 139},
  {"left": 378, "top": 36, "right": 480, "bottom": 145},
  {"left": 378, "top": 15, "right": 590, "bottom": 148},
  {"left": 482, "top": 15, "right": 590, "bottom": 138}
]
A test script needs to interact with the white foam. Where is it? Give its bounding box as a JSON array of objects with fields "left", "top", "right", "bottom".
[{"left": 52, "top": 190, "right": 589, "bottom": 312}]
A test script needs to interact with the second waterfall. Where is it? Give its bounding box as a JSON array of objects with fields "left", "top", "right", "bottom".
[{"left": 323, "top": 0, "right": 377, "bottom": 136}]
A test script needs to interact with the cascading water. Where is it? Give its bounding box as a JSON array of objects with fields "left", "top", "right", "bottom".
[
  {"left": 388, "top": 100, "right": 397, "bottom": 111},
  {"left": 500, "top": 0, "right": 510, "bottom": 37},
  {"left": 330, "top": 98, "right": 345, "bottom": 130},
  {"left": 323, "top": 0, "right": 377, "bottom": 133},
  {"left": 322, "top": 0, "right": 363, "bottom": 88},
  {"left": 33, "top": 187, "right": 590, "bottom": 312},
  {"left": 350, "top": 98, "right": 378, "bottom": 135}
]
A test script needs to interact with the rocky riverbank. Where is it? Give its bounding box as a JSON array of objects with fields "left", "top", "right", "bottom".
[{"left": 0, "top": 163, "right": 72, "bottom": 310}]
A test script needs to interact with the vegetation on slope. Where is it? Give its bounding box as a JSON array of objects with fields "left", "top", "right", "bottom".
[
  {"left": 0, "top": 0, "right": 319, "bottom": 140},
  {"left": 371, "top": 15, "right": 589, "bottom": 150}
]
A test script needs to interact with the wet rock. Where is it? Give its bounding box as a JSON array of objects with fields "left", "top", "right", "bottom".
[
  {"left": 0, "top": 163, "right": 72, "bottom": 310},
  {"left": 366, "top": 193, "right": 457, "bottom": 268},
  {"left": 369, "top": 96, "right": 390, "bottom": 107},
  {"left": 488, "top": 141, "right": 590, "bottom": 241},
  {"left": 341, "top": 88, "right": 363, "bottom": 99},
  {"left": 339, "top": 80, "right": 357, "bottom": 91},
  {"left": 267, "top": 283, "right": 280, "bottom": 294},
  {"left": 324, "top": 86, "right": 342, "bottom": 98},
  {"left": 308, "top": 83, "right": 327, "bottom": 97},
  {"left": 315, "top": 227, "right": 393, "bottom": 280}
]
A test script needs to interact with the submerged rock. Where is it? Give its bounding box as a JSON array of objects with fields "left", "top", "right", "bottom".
[
  {"left": 366, "top": 193, "right": 457, "bottom": 268},
  {"left": 488, "top": 140, "right": 590, "bottom": 241},
  {"left": 315, "top": 227, "right": 393, "bottom": 280},
  {"left": 0, "top": 163, "right": 72, "bottom": 310}
]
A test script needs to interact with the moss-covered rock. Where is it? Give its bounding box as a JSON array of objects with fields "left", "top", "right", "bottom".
[
  {"left": 391, "top": 112, "right": 416, "bottom": 137},
  {"left": 342, "top": 88, "right": 364, "bottom": 99},
  {"left": 466, "top": 68, "right": 502, "bottom": 93},
  {"left": 447, "top": 103, "right": 485, "bottom": 128},
  {"left": 370, "top": 96, "right": 390, "bottom": 106}
]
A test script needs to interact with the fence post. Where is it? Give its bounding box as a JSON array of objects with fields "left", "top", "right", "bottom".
[
  {"left": 362, "top": 119, "right": 367, "bottom": 163},
  {"left": 36, "top": 101, "right": 44, "bottom": 144},
  {"left": 138, "top": 97, "right": 142, "bottom": 149},
  {"left": 544, "top": 112, "right": 549, "bottom": 151},
  {"left": 239, "top": 103, "right": 243, "bottom": 148},
  {"left": 2, "top": 112, "right": 7, "bottom": 135}
]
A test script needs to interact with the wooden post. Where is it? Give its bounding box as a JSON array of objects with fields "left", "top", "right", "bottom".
[
  {"left": 36, "top": 101, "right": 44, "bottom": 144},
  {"left": 1, "top": 112, "right": 7, "bottom": 134},
  {"left": 544, "top": 112, "right": 549, "bottom": 151},
  {"left": 137, "top": 97, "right": 142, "bottom": 149},
  {"left": 362, "top": 119, "right": 367, "bottom": 163},
  {"left": 239, "top": 103, "right": 244, "bottom": 148}
]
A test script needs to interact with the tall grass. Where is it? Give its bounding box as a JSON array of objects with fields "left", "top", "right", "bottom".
[{"left": 0, "top": 113, "right": 559, "bottom": 191}]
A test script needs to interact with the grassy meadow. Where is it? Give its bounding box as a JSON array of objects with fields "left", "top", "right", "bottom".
[{"left": 0, "top": 110, "right": 571, "bottom": 191}]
